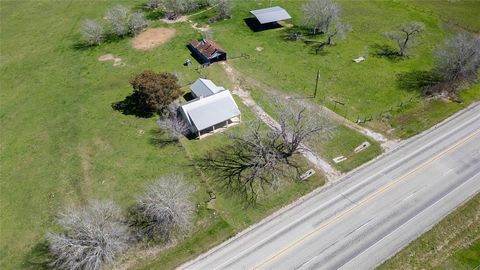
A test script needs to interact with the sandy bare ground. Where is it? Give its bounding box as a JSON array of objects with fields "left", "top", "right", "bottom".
[
  {"left": 220, "top": 62, "right": 341, "bottom": 181},
  {"left": 131, "top": 28, "right": 176, "bottom": 50},
  {"left": 98, "top": 53, "right": 124, "bottom": 67},
  {"left": 160, "top": 15, "right": 188, "bottom": 24}
]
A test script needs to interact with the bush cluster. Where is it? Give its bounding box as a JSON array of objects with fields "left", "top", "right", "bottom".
[
  {"left": 47, "top": 176, "right": 195, "bottom": 270},
  {"left": 80, "top": 5, "right": 148, "bottom": 46}
]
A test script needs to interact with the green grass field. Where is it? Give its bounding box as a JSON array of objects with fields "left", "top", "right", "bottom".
[
  {"left": 379, "top": 194, "right": 480, "bottom": 270},
  {"left": 1, "top": 0, "right": 479, "bottom": 269},
  {"left": 0, "top": 2, "right": 323, "bottom": 269},
  {"left": 191, "top": 0, "right": 480, "bottom": 138}
]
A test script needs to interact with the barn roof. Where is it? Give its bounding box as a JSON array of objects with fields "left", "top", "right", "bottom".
[
  {"left": 250, "top": 6, "right": 292, "bottom": 24},
  {"left": 180, "top": 90, "right": 240, "bottom": 132},
  {"left": 189, "top": 39, "right": 226, "bottom": 59},
  {"left": 190, "top": 78, "right": 225, "bottom": 98}
]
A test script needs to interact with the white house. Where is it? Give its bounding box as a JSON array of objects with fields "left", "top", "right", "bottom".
[{"left": 180, "top": 79, "right": 241, "bottom": 138}]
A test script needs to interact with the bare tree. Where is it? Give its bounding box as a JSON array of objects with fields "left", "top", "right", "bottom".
[
  {"left": 154, "top": 0, "right": 200, "bottom": 18},
  {"left": 80, "top": 19, "right": 104, "bottom": 45},
  {"left": 128, "top": 12, "right": 148, "bottom": 35},
  {"left": 209, "top": 0, "right": 233, "bottom": 20},
  {"left": 47, "top": 200, "right": 131, "bottom": 270},
  {"left": 302, "top": 0, "right": 340, "bottom": 35},
  {"left": 157, "top": 101, "right": 189, "bottom": 141},
  {"left": 325, "top": 20, "right": 351, "bottom": 45},
  {"left": 433, "top": 33, "right": 480, "bottom": 93},
  {"left": 146, "top": 0, "right": 163, "bottom": 10},
  {"left": 384, "top": 22, "right": 425, "bottom": 57},
  {"left": 204, "top": 104, "right": 328, "bottom": 202},
  {"left": 105, "top": 4, "right": 130, "bottom": 36},
  {"left": 134, "top": 176, "right": 196, "bottom": 241}
]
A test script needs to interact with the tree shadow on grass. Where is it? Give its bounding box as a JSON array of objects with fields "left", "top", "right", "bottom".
[
  {"left": 371, "top": 43, "right": 403, "bottom": 61},
  {"left": 23, "top": 240, "right": 52, "bottom": 270},
  {"left": 302, "top": 39, "right": 330, "bottom": 56},
  {"left": 148, "top": 128, "right": 179, "bottom": 148},
  {"left": 396, "top": 70, "right": 441, "bottom": 95},
  {"left": 112, "top": 92, "right": 155, "bottom": 118},
  {"left": 72, "top": 33, "right": 132, "bottom": 51}
]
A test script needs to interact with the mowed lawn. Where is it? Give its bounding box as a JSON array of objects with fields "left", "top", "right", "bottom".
[{"left": 191, "top": 0, "right": 480, "bottom": 138}]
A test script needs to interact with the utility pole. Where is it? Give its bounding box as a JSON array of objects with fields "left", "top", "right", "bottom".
[{"left": 313, "top": 69, "right": 320, "bottom": 98}]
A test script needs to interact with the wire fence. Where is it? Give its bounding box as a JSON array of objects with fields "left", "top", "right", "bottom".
[{"left": 320, "top": 95, "right": 418, "bottom": 124}]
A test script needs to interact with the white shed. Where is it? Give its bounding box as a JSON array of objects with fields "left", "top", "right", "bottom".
[
  {"left": 190, "top": 78, "right": 225, "bottom": 98},
  {"left": 180, "top": 89, "right": 241, "bottom": 138},
  {"left": 250, "top": 6, "right": 292, "bottom": 24}
]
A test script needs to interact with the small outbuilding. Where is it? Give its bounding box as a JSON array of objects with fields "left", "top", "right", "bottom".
[
  {"left": 180, "top": 79, "right": 241, "bottom": 138},
  {"left": 188, "top": 39, "right": 227, "bottom": 65},
  {"left": 190, "top": 78, "right": 225, "bottom": 98},
  {"left": 250, "top": 6, "right": 292, "bottom": 25}
]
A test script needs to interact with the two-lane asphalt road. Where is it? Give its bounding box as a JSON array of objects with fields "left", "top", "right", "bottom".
[{"left": 180, "top": 103, "right": 480, "bottom": 270}]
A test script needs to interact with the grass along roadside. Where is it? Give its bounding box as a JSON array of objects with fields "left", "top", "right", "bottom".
[
  {"left": 378, "top": 194, "right": 480, "bottom": 270},
  {"left": 133, "top": 100, "right": 326, "bottom": 269},
  {"left": 250, "top": 89, "right": 383, "bottom": 173}
]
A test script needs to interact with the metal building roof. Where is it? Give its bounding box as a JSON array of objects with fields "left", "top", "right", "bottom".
[
  {"left": 250, "top": 6, "right": 292, "bottom": 24},
  {"left": 190, "top": 78, "right": 225, "bottom": 98},
  {"left": 180, "top": 90, "right": 241, "bottom": 132},
  {"left": 189, "top": 39, "right": 226, "bottom": 59}
]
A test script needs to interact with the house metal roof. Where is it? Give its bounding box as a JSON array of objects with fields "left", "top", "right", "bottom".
[
  {"left": 180, "top": 90, "right": 240, "bottom": 132},
  {"left": 189, "top": 39, "right": 226, "bottom": 59},
  {"left": 190, "top": 78, "right": 225, "bottom": 98},
  {"left": 250, "top": 6, "right": 292, "bottom": 24}
]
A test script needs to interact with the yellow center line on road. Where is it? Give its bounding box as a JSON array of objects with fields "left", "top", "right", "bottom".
[{"left": 253, "top": 128, "right": 480, "bottom": 270}]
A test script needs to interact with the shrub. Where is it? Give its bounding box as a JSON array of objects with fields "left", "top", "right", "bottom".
[
  {"left": 134, "top": 176, "right": 196, "bottom": 241},
  {"left": 128, "top": 12, "right": 148, "bottom": 35},
  {"left": 80, "top": 19, "right": 104, "bottom": 45},
  {"left": 47, "top": 200, "right": 131, "bottom": 270},
  {"left": 105, "top": 4, "right": 129, "bottom": 36}
]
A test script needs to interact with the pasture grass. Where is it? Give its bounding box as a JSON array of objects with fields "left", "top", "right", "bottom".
[
  {"left": 1, "top": 0, "right": 479, "bottom": 269},
  {"left": 0, "top": 2, "right": 323, "bottom": 269},
  {"left": 191, "top": 0, "right": 480, "bottom": 138}
]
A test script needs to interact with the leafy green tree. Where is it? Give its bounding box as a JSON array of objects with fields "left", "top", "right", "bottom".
[{"left": 130, "top": 71, "right": 183, "bottom": 112}]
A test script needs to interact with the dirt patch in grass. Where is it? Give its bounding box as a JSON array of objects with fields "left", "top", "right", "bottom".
[
  {"left": 131, "top": 28, "right": 176, "bottom": 50},
  {"left": 98, "top": 53, "right": 124, "bottom": 67},
  {"left": 160, "top": 16, "right": 188, "bottom": 24}
]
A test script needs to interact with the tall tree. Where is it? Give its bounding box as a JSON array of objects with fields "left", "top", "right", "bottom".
[
  {"left": 130, "top": 71, "right": 183, "bottom": 112},
  {"left": 157, "top": 101, "right": 189, "bottom": 141},
  {"left": 128, "top": 12, "right": 149, "bottom": 35},
  {"left": 134, "top": 176, "right": 195, "bottom": 241},
  {"left": 47, "top": 200, "right": 131, "bottom": 270},
  {"left": 384, "top": 22, "right": 425, "bottom": 57},
  {"left": 433, "top": 33, "right": 480, "bottom": 93},
  {"left": 204, "top": 104, "right": 329, "bottom": 202},
  {"left": 80, "top": 19, "right": 104, "bottom": 45},
  {"left": 209, "top": 0, "right": 233, "bottom": 20},
  {"left": 302, "top": 0, "right": 340, "bottom": 35},
  {"left": 105, "top": 4, "right": 129, "bottom": 36},
  {"left": 151, "top": 0, "right": 200, "bottom": 17}
]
